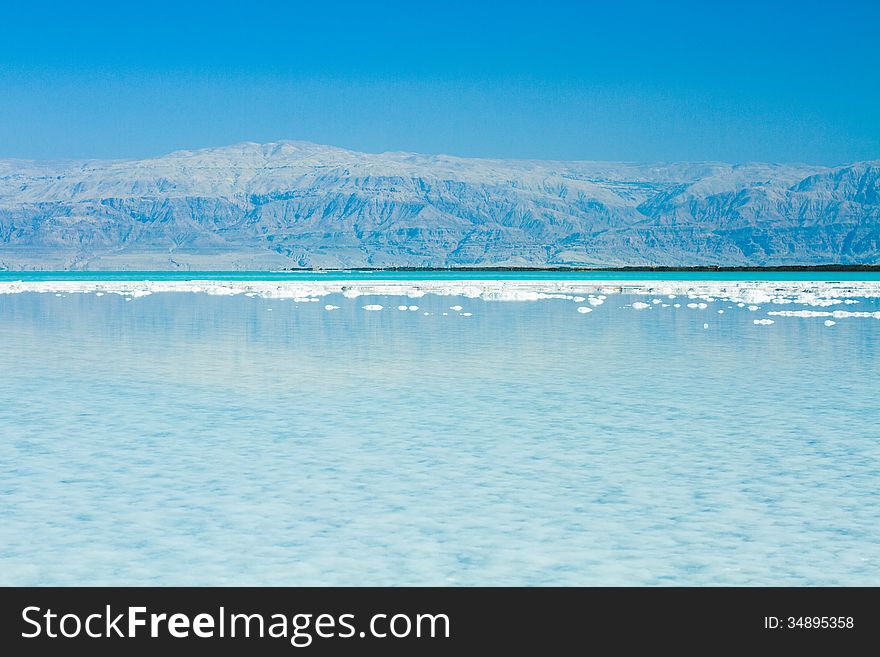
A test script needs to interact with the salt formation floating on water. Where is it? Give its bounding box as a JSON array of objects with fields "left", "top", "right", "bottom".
[
  {"left": 4, "top": 279, "right": 875, "bottom": 304},
  {"left": 3, "top": 279, "right": 880, "bottom": 329},
  {"left": 767, "top": 310, "right": 880, "bottom": 319},
  {"left": 824, "top": 320, "right": 837, "bottom": 327},
  {"left": 324, "top": 305, "right": 339, "bottom": 310},
  {"left": 753, "top": 319, "right": 775, "bottom": 325},
  {"left": 577, "top": 307, "right": 592, "bottom": 314}
]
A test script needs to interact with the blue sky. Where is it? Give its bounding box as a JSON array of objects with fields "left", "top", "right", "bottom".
[{"left": 0, "top": 0, "right": 877, "bottom": 163}]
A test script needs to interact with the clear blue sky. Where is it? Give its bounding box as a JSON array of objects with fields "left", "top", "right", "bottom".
[{"left": 1, "top": 0, "right": 877, "bottom": 164}]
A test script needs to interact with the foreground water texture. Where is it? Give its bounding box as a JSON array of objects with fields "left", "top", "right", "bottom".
[{"left": 1, "top": 274, "right": 878, "bottom": 585}]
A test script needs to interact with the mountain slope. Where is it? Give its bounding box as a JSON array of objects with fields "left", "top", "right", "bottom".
[{"left": 0, "top": 141, "right": 877, "bottom": 269}]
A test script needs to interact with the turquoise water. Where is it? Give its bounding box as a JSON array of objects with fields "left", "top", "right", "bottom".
[
  {"left": 1, "top": 286, "right": 878, "bottom": 585},
  {"left": 3, "top": 269, "right": 880, "bottom": 282}
]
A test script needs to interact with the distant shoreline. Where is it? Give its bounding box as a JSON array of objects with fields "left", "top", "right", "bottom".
[
  {"left": 277, "top": 264, "right": 880, "bottom": 273},
  {"left": 3, "top": 264, "right": 880, "bottom": 274}
]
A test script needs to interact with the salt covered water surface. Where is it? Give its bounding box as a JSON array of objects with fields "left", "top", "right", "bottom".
[{"left": 1, "top": 285, "right": 878, "bottom": 585}]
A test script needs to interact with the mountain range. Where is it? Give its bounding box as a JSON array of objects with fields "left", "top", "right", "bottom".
[{"left": 1, "top": 141, "right": 878, "bottom": 269}]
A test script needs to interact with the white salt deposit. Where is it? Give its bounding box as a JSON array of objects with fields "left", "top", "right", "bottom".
[
  {"left": 324, "top": 305, "right": 340, "bottom": 310},
  {"left": 398, "top": 305, "right": 408, "bottom": 310},
  {"left": 577, "top": 307, "right": 592, "bottom": 314},
  {"left": 6, "top": 278, "right": 880, "bottom": 337},
  {"left": 703, "top": 323, "right": 709, "bottom": 329},
  {"left": 0, "top": 278, "right": 870, "bottom": 306},
  {"left": 767, "top": 310, "right": 880, "bottom": 319},
  {"left": 362, "top": 304, "right": 383, "bottom": 311},
  {"left": 824, "top": 320, "right": 837, "bottom": 327},
  {"left": 753, "top": 319, "right": 775, "bottom": 325}
]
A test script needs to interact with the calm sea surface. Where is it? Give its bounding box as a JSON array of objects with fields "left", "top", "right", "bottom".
[{"left": 1, "top": 276, "right": 878, "bottom": 585}]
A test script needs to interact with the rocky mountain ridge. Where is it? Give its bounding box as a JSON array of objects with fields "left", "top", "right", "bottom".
[{"left": 1, "top": 141, "right": 877, "bottom": 269}]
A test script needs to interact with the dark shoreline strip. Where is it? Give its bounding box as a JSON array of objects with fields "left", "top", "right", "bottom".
[{"left": 277, "top": 264, "right": 880, "bottom": 273}]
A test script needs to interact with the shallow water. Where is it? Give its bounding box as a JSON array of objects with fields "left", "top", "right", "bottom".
[{"left": 1, "top": 288, "right": 878, "bottom": 585}]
